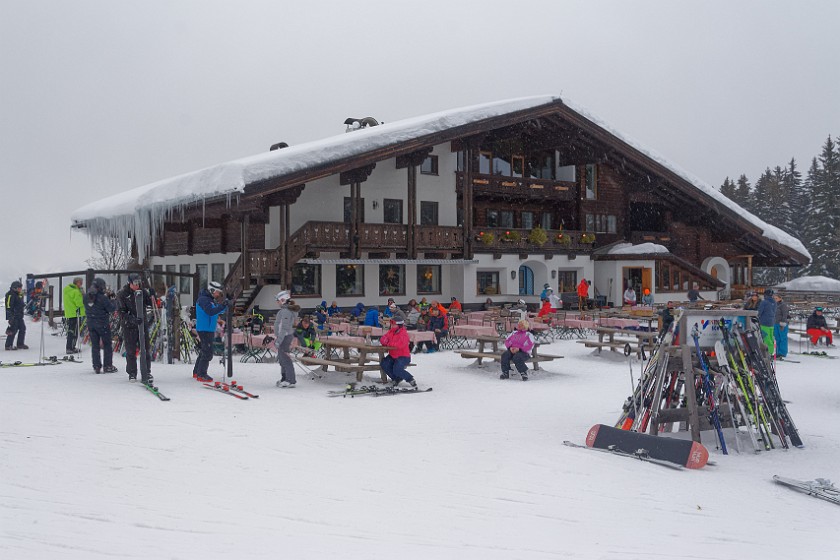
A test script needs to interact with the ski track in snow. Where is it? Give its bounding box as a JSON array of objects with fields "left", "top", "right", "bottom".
[{"left": 2, "top": 317, "right": 840, "bottom": 559}]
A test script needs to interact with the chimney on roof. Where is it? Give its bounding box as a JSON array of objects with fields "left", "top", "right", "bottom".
[
  {"left": 343, "top": 117, "right": 381, "bottom": 133},
  {"left": 269, "top": 142, "right": 289, "bottom": 151}
]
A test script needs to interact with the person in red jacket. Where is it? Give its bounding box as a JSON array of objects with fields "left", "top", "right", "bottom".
[
  {"left": 379, "top": 317, "right": 417, "bottom": 387},
  {"left": 577, "top": 278, "right": 589, "bottom": 313},
  {"left": 537, "top": 299, "right": 554, "bottom": 317}
]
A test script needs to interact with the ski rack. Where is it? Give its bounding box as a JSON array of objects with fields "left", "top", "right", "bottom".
[{"left": 646, "top": 309, "right": 759, "bottom": 444}]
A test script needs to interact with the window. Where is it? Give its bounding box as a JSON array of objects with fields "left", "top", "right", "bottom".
[
  {"left": 518, "top": 265, "right": 534, "bottom": 296},
  {"left": 420, "top": 201, "right": 439, "bottom": 226},
  {"left": 557, "top": 270, "right": 577, "bottom": 293},
  {"left": 179, "top": 264, "right": 191, "bottom": 294},
  {"left": 556, "top": 164, "right": 576, "bottom": 182},
  {"left": 479, "top": 151, "right": 492, "bottom": 174},
  {"left": 486, "top": 209, "right": 499, "bottom": 227},
  {"left": 292, "top": 264, "right": 321, "bottom": 296},
  {"left": 420, "top": 155, "right": 438, "bottom": 175},
  {"left": 336, "top": 265, "right": 364, "bottom": 296},
  {"left": 521, "top": 211, "right": 534, "bottom": 230},
  {"left": 196, "top": 264, "right": 208, "bottom": 289},
  {"left": 499, "top": 211, "right": 514, "bottom": 228},
  {"left": 165, "top": 264, "right": 176, "bottom": 288},
  {"left": 343, "top": 197, "right": 365, "bottom": 223},
  {"left": 594, "top": 214, "right": 618, "bottom": 234},
  {"left": 211, "top": 264, "right": 225, "bottom": 283},
  {"left": 607, "top": 215, "right": 617, "bottom": 234},
  {"left": 585, "top": 213, "right": 595, "bottom": 232},
  {"left": 529, "top": 153, "right": 555, "bottom": 180},
  {"left": 379, "top": 265, "right": 405, "bottom": 296},
  {"left": 540, "top": 213, "right": 553, "bottom": 230},
  {"left": 417, "top": 265, "right": 441, "bottom": 294},
  {"left": 585, "top": 164, "right": 598, "bottom": 199},
  {"left": 512, "top": 156, "right": 525, "bottom": 178},
  {"left": 477, "top": 271, "right": 500, "bottom": 295},
  {"left": 383, "top": 199, "right": 403, "bottom": 224}
]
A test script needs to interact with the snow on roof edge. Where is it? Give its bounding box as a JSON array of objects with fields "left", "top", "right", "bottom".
[{"left": 561, "top": 99, "right": 810, "bottom": 261}]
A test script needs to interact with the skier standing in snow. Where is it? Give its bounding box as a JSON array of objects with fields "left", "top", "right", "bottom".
[
  {"left": 63, "top": 277, "right": 86, "bottom": 354},
  {"left": 379, "top": 316, "right": 416, "bottom": 387},
  {"left": 116, "top": 273, "right": 153, "bottom": 383},
  {"left": 193, "top": 281, "right": 229, "bottom": 382},
  {"left": 756, "top": 289, "right": 777, "bottom": 355},
  {"left": 4, "top": 280, "right": 27, "bottom": 350},
  {"left": 84, "top": 278, "right": 117, "bottom": 373},
  {"left": 274, "top": 290, "right": 299, "bottom": 387},
  {"left": 773, "top": 292, "right": 790, "bottom": 360},
  {"left": 500, "top": 319, "right": 535, "bottom": 381}
]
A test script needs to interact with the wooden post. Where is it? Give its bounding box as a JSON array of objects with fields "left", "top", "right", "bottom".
[
  {"left": 241, "top": 214, "right": 251, "bottom": 292},
  {"left": 284, "top": 204, "right": 291, "bottom": 286},
  {"left": 407, "top": 164, "right": 417, "bottom": 258},
  {"left": 278, "top": 203, "right": 286, "bottom": 288}
]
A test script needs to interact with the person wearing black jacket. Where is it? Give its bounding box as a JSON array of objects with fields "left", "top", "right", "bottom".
[
  {"left": 84, "top": 277, "right": 117, "bottom": 373},
  {"left": 806, "top": 307, "right": 835, "bottom": 347},
  {"left": 4, "top": 280, "right": 27, "bottom": 350},
  {"left": 116, "top": 273, "right": 154, "bottom": 383}
]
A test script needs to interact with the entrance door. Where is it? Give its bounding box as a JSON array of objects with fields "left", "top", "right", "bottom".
[{"left": 519, "top": 265, "right": 534, "bottom": 295}]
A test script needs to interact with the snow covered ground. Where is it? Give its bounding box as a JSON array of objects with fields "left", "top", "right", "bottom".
[{"left": 2, "top": 317, "right": 839, "bottom": 560}]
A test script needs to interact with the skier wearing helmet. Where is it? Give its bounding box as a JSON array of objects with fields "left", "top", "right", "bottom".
[
  {"left": 192, "top": 281, "right": 229, "bottom": 382},
  {"left": 273, "top": 290, "right": 300, "bottom": 388},
  {"left": 5, "top": 280, "right": 27, "bottom": 350}
]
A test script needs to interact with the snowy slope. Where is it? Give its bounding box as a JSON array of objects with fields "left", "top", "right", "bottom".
[{"left": 2, "top": 317, "right": 839, "bottom": 559}]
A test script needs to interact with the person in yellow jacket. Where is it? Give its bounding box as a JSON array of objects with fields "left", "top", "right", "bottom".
[{"left": 63, "top": 277, "right": 86, "bottom": 354}]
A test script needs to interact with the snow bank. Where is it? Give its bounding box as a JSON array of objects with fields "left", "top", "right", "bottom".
[
  {"left": 775, "top": 275, "right": 840, "bottom": 292},
  {"left": 607, "top": 242, "right": 669, "bottom": 255}
]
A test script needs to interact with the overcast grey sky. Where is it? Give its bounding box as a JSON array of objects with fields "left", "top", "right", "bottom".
[{"left": 1, "top": 0, "right": 838, "bottom": 287}]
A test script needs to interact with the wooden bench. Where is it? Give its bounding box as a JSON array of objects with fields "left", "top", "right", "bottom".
[
  {"left": 577, "top": 339, "right": 649, "bottom": 357},
  {"left": 459, "top": 334, "right": 562, "bottom": 371},
  {"left": 296, "top": 356, "right": 366, "bottom": 379}
]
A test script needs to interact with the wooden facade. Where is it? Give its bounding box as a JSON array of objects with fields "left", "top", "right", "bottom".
[{"left": 76, "top": 97, "right": 807, "bottom": 306}]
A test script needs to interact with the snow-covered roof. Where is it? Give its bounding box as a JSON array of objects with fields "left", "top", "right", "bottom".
[
  {"left": 70, "top": 94, "right": 810, "bottom": 263},
  {"left": 606, "top": 242, "right": 670, "bottom": 256},
  {"left": 775, "top": 275, "right": 840, "bottom": 292},
  {"left": 563, "top": 99, "right": 810, "bottom": 260}
]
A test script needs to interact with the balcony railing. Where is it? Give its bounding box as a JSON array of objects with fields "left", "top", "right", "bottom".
[
  {"left": 456, "top": 172, "right": 577, "bottom": 200},
  {"left": 472, "top": 228, "right": 597, "bottom": 254}
]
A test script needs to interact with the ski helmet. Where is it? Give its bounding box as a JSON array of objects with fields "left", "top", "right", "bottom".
[
  {"left": 92, "top": 278, "right": 107, "bottom": 291},
  {"left": 128, "top": 272, "right": 142, "bottom": 286},
  {"left": 275, "top": 290, "right": 291, "bottom": 303},
  {"left": 10, "top": 280, "right": 22, "bottom": 290},
  {"left": 208, "top": 281, "right": 224, "bottom": 294}
]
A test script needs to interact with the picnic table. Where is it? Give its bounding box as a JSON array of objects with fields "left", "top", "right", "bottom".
[
  {"left": 458, "top": 335, "right": 562, "bottom": 371},
  {"left": 298, "top": 337, "right": 396, "bottom": 382},
  {"left": 577, "top": 326, "right": 658, "bottom": 357}
]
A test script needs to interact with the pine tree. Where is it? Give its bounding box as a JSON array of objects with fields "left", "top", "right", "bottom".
[
  {"left": 811, "top": 136, "right": 840, "bottom": 278},
  {"left": 720, "top": 176, "right": 736, "bottom": 200},
  {"left": 735, "top": 174, "right": 752, "bottom": 210},
  {"left": 784, "top": 158, "right": 806, "bottom": 236},
  {"left": 752, "top": 168, "right": 774, "bottom": 220},
  {"left": 799, "top": 157, "right": 822, "bottom": 277}
]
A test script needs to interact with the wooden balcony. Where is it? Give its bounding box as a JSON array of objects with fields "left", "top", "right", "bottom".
[
  {"left": 630, "top": 231, "right": 673, "bottom": 245},
  {"left": 472, "top": 228, "right": 597, "bottom": 255},
  {"left": 456, "top": 172, "right": 577, "bottom": 200}
]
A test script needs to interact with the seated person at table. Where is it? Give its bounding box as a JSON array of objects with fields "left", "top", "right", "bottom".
[
  {"left": 405, "top": 305, "right": 421, "bottom": 330},
  {"left": 327, "top": 301, "right": 342, "bottom": 316},
  {"left": 380, "top": 317, "right": 416, "bottom": 388},
  {"left": 641, "top": 288, "right": 654, "bottom": 306},
  {"left": 350, "top": 302, "right": 365, "bottom": 319},
  {"left": 293, "top": 316, "right": 320, "bottom": 356},
  {"left": 483, "top": 297, "right": 495, "bottom": 310},
  {"left": 417, "top": 307, "right": 448, "bottom": 353},
  {"left": 500, "top": 319, "right": 536, "bottom": 381},
  {"left": 383, "top": 298, "right": 397, "bottom": 317},
  {"left": 387, "top": 302, "right": 406, "bottom": 322},
  {"left": 624, "top": 287, "right": 637, "bottom": 306},
  {"left": 807, "top": 306, "right": 835, "bottom": 347},
  {"left": 449, "top": 296, "right": 463, "bottom": 313},
  {"left": 430, "top": 299, "right": 448, "bottom": 317},
  {"left": 313, "top": 305, "right": 328, "bottom": 330},
  {"left": 537, "top": 298, "right": 553, "bottom": 317},
  {"left": 364, "top": 306, "right": 380, "bottom": 327},
  {"left": 418, "top": 297, "right": 430, "bottom": 311}
]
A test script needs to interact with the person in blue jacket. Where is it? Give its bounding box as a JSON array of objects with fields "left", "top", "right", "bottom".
[
  {"left": 350, "top": 302, "right": 365, "bottom": 319},
  {"left": 364, "top": 306, "right": 380, "bottom": 327},
  {"left": 193, "top": 281, "right": 229, "bottom": 382},
  {"left": 327, "top": 301, "right": 342, "bottom": 316}
]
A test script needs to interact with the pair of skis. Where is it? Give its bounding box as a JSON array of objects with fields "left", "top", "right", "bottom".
[
  {"left": 774, "top": 475, "right": 840, "bottom": 506},
  {"left": 327, "top": 384, "right": 433, "bottom": 398},
  {"left": 202, "top": 380, "right": 259, "bottom": 400}
]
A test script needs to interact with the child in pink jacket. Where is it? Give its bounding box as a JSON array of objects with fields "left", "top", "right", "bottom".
[{"left": 501, "top": 319, "right": 535, "bottom": 381}]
